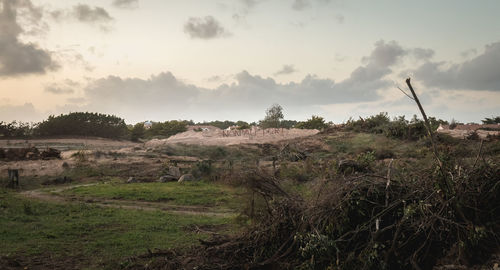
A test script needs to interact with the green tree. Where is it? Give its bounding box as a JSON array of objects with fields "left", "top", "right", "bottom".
[
  {"left": 130, "top": 122, "right": 145, "bottom": 141},
  {"left": 482, "top": 116, "right": 500, "bottom": 124},
  {"left": 260, "top": 103, "right": 284, "bottom": 128},
  {"left": 35, "top": 112, "right": 129, "bottom": 139}
]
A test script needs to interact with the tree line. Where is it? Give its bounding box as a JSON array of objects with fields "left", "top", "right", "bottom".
[{"left": 1, "top": 108, "right": 495, "bottom": 141}]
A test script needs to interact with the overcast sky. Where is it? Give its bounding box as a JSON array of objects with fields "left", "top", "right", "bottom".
[{"left": 1, "top": 0, "right": 499, "bottom": 124}]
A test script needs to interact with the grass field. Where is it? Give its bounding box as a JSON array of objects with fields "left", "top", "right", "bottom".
[
  {"left": 60, "top": 181, "right": 245, "bottom": 209},
  {"left": 0, "top": 188, "right": 234, "bottom": 269}
]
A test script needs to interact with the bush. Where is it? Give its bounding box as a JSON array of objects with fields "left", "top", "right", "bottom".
[
  {"left": 146, "top": 120, "right": 188, "bottom": 138},
  {"left": 344, "top": 113, "right": 444, "bottom": 141},
  {"left": 130, "top": 122, "right": 145, "bottom": 141},
  {"left": 295, "top": 115, "right": 328, "bottom": 130}
]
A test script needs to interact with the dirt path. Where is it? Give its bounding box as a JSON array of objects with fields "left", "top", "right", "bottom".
[{"left": 20, "top": 184, "right": 235, "bottom": 217}]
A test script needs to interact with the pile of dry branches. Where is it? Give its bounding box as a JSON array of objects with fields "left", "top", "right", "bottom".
[{"left": 125, "top": 160, "right": 498, "bottom": 270}]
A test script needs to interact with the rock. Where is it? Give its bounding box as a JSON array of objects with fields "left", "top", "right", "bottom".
[
  {"left": 168, "top": 166, "right": 181, "bottom": 178},
  {"left": 127, "top": 177, "right": 137, "bottom": 183},
  {"left": 159, "top": 175, "right": 177, "bottom": 182},
  {"left": 178, "top": 174, "right": 196, "bottom": 183}
]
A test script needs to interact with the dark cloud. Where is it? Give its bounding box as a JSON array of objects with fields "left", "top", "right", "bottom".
[
  {"left": 183, "top": 16, "right": 229, "bottom": 39},
  {"left": 412, "top": 41, "right": 500, "bottom": 91},
  {"left": 73, "top": 4, "right": 113, "bottom": 23},
  {"left": 0, "top": 0, "right": 58, "bottom": 76},
  {"left": 49, "top": 9, "right": 63, "bottom": 21},
  {"left": 274, "top": 64, "right": 297, "bottom": 76},
  {"left": 292, "top": 0, "right": 311, "bottom": 10},
  {"left": 112, "top": 0, "right": 139, "bottom": 9},
  {"left": 362, "top": 40, "right": 407, "bottom": 67}
]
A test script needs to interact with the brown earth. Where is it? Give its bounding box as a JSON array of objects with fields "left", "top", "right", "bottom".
[{"left": 146, "top": 127, "right": 319, "bottom": 147}]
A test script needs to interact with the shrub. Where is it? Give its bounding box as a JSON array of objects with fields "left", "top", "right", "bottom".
[
  {"left": 130, "top": 122, "right": 145, "bottom": 141},
  {"left": 295, "top": 115, "right": 328, "bottom": 130}
]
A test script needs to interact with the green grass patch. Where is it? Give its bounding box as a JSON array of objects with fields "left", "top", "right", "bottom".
[
  {"left": 0, "top": 188, "right": 232, "bottom": 269},
  {"left": 62, "top": 181, "right": 244, "bottom": 209}
]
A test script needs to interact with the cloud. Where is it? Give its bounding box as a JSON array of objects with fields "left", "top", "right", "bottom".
[
  {"left": 0, "top": 103, "right": 42, "bottom": 122},
  {"left": 274, "top": 64, "right": 298, "bottom": 76},
  {"left": 241, "top": 0, "right": 259, "bottom": 8},
  {"left": 460, "top": 48, "right": 477, "bottom": 58},
  {"left": 73, "top": 4, "right": 113, "bottom": 23},
  {"left": 292, "top": 0, "right": 311, "bottom": 10},
  {"left": 362, "top": 40, "right": 407, "bottom": 67},
  {"left": 412, "top": 41, "right": 500, "bottom": 91},
  {"left": 0, "top": 0, "right": 58, "bottom": 76},
  {"left": 112, "top": 0, "right": 139, "bottom": 9},
  {"left": 42, "top": 40, "right": 407, "bottom": 122},
  {"left": 72, "top": 68, "right": 383, "bottom": 123},
  {"left": 2, "top": 39, "right": 406, "bottom": 123},
  {"left": 45, "top": 79, "right": 79, "bottom": 94},
  {"left": 412, "top": 48, "right": 434, "bottom": 60},
  {"left": 334, "top": 14, "right": 344, "bottom": 24},
  {"left": 183, "top": 16, "right": 230, "bottom": 39}
]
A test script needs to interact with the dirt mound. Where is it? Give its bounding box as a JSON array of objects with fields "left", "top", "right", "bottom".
[{"left": 146, "top": 128, "right": 319, "bottom": 147}]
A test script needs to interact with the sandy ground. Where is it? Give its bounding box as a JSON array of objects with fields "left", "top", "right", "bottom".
[
  {"left": 1, "top": 128, "right": 318, "bottom": 177},
  {"left": 146, "top": 127, "right": 319, "bottom": 147},
  {"left": 437, "top": 129, "right": 499, "bottom": 139}
]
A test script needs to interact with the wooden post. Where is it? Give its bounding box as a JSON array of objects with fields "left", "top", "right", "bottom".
[{"left": 8, "top": 169, "right": 19, "bottom": 188}]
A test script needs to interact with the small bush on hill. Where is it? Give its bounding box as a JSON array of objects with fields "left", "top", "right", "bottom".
[
  {"left": 145, "top": 120, "right": 188, "bottom": 138},
  {"left": 296, "top": 115, "right": 328, "bottom": 130},
  {"left": 345, "top": 113, "right": 447, "bottom": 141}
]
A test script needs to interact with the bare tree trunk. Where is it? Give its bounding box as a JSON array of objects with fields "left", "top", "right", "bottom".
[{"left": 405, "top": 78, "right": 443, "bottom": 168}]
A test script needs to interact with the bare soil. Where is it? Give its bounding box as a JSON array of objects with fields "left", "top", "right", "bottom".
[{"left": 146, "top": 127, "right": 319, "bottom": 147}]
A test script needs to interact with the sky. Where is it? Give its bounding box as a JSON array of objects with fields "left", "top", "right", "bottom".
[{"left": 0, "top": 0, "right": 499, "bottom": 124}]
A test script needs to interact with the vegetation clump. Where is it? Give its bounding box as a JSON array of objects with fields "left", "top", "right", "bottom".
[
  {"left": 345, "top": 112, "right": 448, "bottom": 141},
  {"left": 127, "top": 140, "right": 499, "bottom": 270}
]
